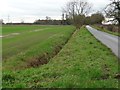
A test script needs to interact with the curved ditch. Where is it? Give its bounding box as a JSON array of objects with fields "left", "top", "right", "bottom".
[{"left": 27, "top": 29, "right": 77, "bottom": 68}]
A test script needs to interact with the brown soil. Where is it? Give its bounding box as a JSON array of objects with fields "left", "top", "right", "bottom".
[{"left": 114, "top": 74, "right": 120, "bottom": 79}]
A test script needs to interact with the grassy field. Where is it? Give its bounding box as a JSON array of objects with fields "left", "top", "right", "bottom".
[
  {"left": 3, "top": 26, "right": 118, "bottom": 88},
  {"left": 92, "top": 25, "right": 120, "bottom": 36},
  {"left": 3, "top": 25, "right": 75, "bottom": 70}
]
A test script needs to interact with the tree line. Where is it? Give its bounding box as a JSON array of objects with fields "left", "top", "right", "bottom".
[
  {"left": 62, "top": 0, "right": 119, "bottom": 29},
  {"left": 33, "top": 13, "right": 104, "bottom": 26},
  {"left": 28, "top": 0, "right": 120, "bottom": 28}
]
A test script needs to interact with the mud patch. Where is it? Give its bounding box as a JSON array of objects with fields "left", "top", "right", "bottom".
[
  {"left": 98, "top": 74, "right": 110, "bottom": 80},
  {"left": 27, "top": 45, "right": 62, "bottom": 68},
  {"left": 114, "top": 73, "right": 120, "bottom": 79},
  {"left": 27, "top": 53, "right": 49, "bottom": 67},
  {"left": 99, "top": 64, "right": 110, "bottom": 80},
  {"left": 91, "top": 64, "right": 110, "bottom": 80},
  {"left": 91, "top": 74, "right": 110, "bottom": 80}
]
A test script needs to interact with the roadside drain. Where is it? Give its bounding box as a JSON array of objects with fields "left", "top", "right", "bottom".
[{"left": 26, "top": 30, "right": 76, "bottom": 68}]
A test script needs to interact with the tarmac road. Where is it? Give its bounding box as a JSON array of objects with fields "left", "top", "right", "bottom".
[{"left": 86, "top": 25, "right": 119, "bottom": 58}]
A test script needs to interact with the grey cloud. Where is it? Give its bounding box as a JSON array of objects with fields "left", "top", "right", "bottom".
[{"left": 1, "top": 0, "right": 110, "bottom": 23}]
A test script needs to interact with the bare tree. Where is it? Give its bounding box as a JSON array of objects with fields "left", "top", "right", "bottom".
[
  {"left": 63, "top": 0, "right": 92, "bottom": 29},
  {"left": 104, "top": 0, "right": 120, "bottom": 25},
  {"left": 46, "top": 16, "right": 51, "bottom": 20}
]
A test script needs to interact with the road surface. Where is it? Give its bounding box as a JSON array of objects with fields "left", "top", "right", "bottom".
[{"left": 86, "top": 25, "right": 119, "bottom": 58}]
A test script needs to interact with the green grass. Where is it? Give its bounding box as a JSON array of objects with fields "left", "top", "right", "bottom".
[
  {"left": 92, "top": 25, "right": 120, "bottom": 36},
  {"left": 3, "top": 26, "right": 118, "bottom": 88},
  {"left": 3, "top": 25, "right": 75, "bottom": 70},
  {"left": 2, "top": 25, "right": 51, "bottom": 35}
]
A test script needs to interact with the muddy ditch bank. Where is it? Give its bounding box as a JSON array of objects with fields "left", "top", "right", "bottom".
[{"left": 26, "top": 30, "right": 76, "bottom": 68}]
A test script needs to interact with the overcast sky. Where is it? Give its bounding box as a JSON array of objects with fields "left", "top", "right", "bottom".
[{"left": 0, "top": 0, "right": 110, "bottom": 23}]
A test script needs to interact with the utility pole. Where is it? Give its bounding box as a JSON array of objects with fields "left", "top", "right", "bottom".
[
  {"left": 62, "top": 13, "right": 64, "bottom": 20},
  {"left": 62, "top": 13, "right": 65, "bottom": 25}
]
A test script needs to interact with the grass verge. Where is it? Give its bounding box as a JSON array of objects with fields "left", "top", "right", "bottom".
[
  {"left": 92, "top": 25, "right": 120, "bottom": 36},
  {"left": 3, "top": 26, "right": 118, "bottom": 88}
]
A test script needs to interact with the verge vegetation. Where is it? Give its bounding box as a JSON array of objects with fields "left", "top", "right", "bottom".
[
  {"left": 3, "top": 26, "right": 118, "bottom": 88},
  {"left": 92, "top": 25, "right": 120, "bottom": 36}
]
